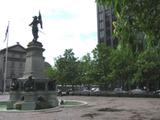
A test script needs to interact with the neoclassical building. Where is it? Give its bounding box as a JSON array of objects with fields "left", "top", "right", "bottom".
[
  {"left": 0, "top": 42, "right": 51, "bottom": 91},
  {"left": 0, "top": 42, "right": 26, "bottom": 91}
]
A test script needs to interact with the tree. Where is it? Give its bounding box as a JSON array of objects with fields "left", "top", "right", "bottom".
[
  {"left": 79, "top": 53, "right": 95, "bottom": 88},
  {"left": 92, "top": 44, "right": 112, "bottom": 89},
  {"left": 54, "top": 49, "right": 79, "bottom": 89},
  {"left": 96, "top": 0, "right": 160, "bottom": 90},
  {"left": 133, "top": 48, "right": 160, "bottom": 90},
  {"left": 45, "top": 66, "right": 58, "bottom": 80},
  {"left": 96, "top": 0, "right": 160, "bottom": 48},
  {"left": 108, "top": 47, "right": 136, "bottom": 90}
]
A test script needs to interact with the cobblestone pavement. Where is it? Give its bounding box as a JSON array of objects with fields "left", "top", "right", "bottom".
[{"left": 0, "top": 95, "right": 160, "bottom": 120}]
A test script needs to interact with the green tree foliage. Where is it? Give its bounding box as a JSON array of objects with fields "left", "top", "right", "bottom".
[
  {"left": 79, "top": 53, "right": 95, "bottom": 87},
  {"left": 133, "top": 48, "right": 160, "bottom": 90},
  {"left": 96, "top": 0, "right": 160, "bottom": 90},
  {"left": 54, "top": 49, "right": 79, "bottom": 87},
  {"left": 108, "top": 47, "right": 136, "bottom": 89},
  {"left": 45, "top": 67, "right": 58, "bottom": 80},
  {"left": 48, "top": 1, "right": 160, "bottom": 90},
  {"left": 96, "top": 0, "right": 160, "bottom": 48},
  {"left": 92, "top": 44, "right": 112, "bottom": 88}
]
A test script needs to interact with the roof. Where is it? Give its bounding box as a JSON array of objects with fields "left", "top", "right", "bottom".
[{"left": 0, "top": 43, "right": 26, "bottom": 53}]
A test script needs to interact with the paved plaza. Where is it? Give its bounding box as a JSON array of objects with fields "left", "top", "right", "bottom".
[{"left": 0, "top": 95, "right": 160, "bottom": 120}]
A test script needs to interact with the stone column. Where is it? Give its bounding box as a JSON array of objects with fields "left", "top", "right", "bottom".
[{"left": 23, "top": 41, "right": 45, "bottom": 79}]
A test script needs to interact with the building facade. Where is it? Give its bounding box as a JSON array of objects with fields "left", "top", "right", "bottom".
[
  {"left": 97, "top": 4, "right": 117, "bottom": 47},
  {"left": 0, "top": 42, "right": 26, "bottom": 91},
  {"left": 0, "top": 42, "right": 52, "bottom": 92}
]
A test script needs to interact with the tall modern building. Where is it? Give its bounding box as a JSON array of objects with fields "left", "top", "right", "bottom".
[{"left": 97, "top": 4, "right": 117, "bottom": 47}]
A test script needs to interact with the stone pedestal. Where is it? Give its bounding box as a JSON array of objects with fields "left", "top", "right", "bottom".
[
  {"left": 23, "top": 41, "right": 45, "bottom": 79},
  {"left": 7, "top": 41, "right": 58, "bottom": 110}
]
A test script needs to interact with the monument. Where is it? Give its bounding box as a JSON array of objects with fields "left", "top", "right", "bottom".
[{"left": 7, "top": 12, "right": 58, "bottom": 110}]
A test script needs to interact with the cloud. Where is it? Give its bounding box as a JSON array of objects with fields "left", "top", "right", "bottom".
[
  {"left": 46, "top": 10, "right": 76, "bottom": 20},
  {"left": 0, "top": 0, "right": 97, "bottom": 65}
]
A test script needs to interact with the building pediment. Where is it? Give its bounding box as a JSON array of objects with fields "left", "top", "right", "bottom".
[
  {"left": 0, "top": 43, "right": 26, "bottom": 54},
  {"left": 9, "top": 45, "right": 26, "bottom": 53}
]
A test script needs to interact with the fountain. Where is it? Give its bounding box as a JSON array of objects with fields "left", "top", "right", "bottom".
[
  {"left": 0, "top": 12, "right": 87, "bottom": 112},
  {"left": 6, "top": 13, "right": 58, "bottom": 110}
]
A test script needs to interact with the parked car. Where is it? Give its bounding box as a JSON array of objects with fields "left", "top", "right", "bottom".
[
  {"left": 154, "top": 90, "right": 160, "bottom": 95},
  {"left": 91, "top": 87, "right": 100, "bottom": 92},
  {"left": 57, "top": 89, "right": 69, "bottom": 96},
  {"left": 113, "top": 88, "right": 127, "bottom": 94},
  {"left": 130, "top": 88, "right": 146, "bottom": 95}
]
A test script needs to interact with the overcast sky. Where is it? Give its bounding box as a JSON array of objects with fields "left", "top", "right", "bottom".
[{"left": 0, "top": 0, "right": 97, "bottom": 65}]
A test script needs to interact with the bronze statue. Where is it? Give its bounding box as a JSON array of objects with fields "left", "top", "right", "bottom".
[
  {"left": 10, "top": 78, "right": 19, "bottom": 91},
  {"left": 29, "top": 11, "right": 43, "bottom": 42},
  {"left": 24, "top": 76, "right": 35, "bottom": 92}
]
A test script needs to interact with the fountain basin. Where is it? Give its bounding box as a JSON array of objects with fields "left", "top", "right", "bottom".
[
  {"left": 7, "top": 91, "right": 58, "bottom": 110},
  {"left": 0, "top": 100, "right": 87, "bottom": 112}
]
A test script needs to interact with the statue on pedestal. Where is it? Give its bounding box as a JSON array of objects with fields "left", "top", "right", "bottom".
[
  {"left": 29, "top": 11, "right": 43, "bottom": 42},
  {"left": 7, "top": 12, "right": 58, "bottom": 110}
]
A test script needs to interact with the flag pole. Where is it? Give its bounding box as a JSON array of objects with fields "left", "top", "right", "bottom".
[{"left": 3, "top": 22, "right": 9, "bottom": 94}]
